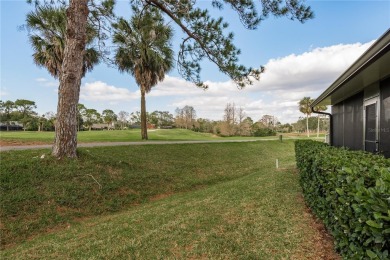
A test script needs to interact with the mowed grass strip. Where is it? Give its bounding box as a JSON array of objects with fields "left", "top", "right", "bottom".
[
  {"left": 1, "top": 141, "right": 288, "bottom": 248},
  {"left": 0, "top": 129, "right": 220, "bottom": 144},
  {"left": 0, "top": 128, "right": 284, "bottom": 145},
  {"left": 1, "top": 140, "right": 338, "bottom": 259}
]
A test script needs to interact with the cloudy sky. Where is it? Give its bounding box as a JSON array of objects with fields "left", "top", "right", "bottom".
[{"left": 1, "top": 1, "right": 390, "bottom": 123}]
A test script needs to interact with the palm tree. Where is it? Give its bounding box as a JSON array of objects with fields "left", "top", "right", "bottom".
[
  {"left": 113, "top": 7, "right": 174, "bottom": 140},
  {"left": 313, "top": 105, "right": 328, "bottom": 137},
  {"left": 298, "top": 97, "right": 314, "bottom": 137},
  {"left": 26, "top": 5, "right": 99, "bottom": 79}
]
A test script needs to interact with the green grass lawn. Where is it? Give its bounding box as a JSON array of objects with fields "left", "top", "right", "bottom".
[
  {"left": 0, "top": 129, "right": 220, "bottom": 144},
  {"left": 0, "top": 140, "right": 337, "bottom": 259},
  {"left": 0, "top": 128, "right": 324, "bottom": 145}
]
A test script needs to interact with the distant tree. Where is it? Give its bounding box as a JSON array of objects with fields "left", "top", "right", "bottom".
[
  {"left": 298, "top": 97, "right": 314, "bottom": 137},
  {"left": 223, "top": 103, "right": 237, "bottom": 136},
  {"left": 279, "top": 123, "right": 293, "bottom": 133},
  {"left": 43, "top": 111, "right": 56, "bottom": 131},
  {"left": 113, "top": 6, "right": 174, "bottom": 140},
  {"left": 159, "top": 111, "right": 174, "bottom": 127},
  {"left": 38, "top": 114, "right": 46, "bottom": 132},
  {"left": 195, "top": 118, "right": 215, "bottom": 133},
  {"left": 14, "top": 99, "right": 37, "bottom": 131},
  {"left": 240, "top": 117, "right": 253, "bottom": 136},
  {"left": 117, "top": 111, "right": 129, "bottom": 130},
  {"left": 313, "top": 104, "right": 328, "bottom": 137},
  {"left": 175, "top": 106, "right": 197, "bottom": 129},
  {"left": 175, "top": 107, "right": 185, "bottom": 129},
  {"left": 0, "top": 100, "right": 15, "bottom": 131},
  {"left": 77, "top": 104, "right": 87, "bottom": 131},
  {"left": 237, "top": 106, "right": 246, "bottom": 136},
  {"left": 260, "top": 115, "right": 277, "bottom": 128},
  {"left": 102, "top": 109, "right": 117, "bottom": 129},
  {"left": 84, "top": 109, "right": 100, "bottom": 131},
  {"left": 183, "top": 106, "right": 197, "bottom": 129},
  {"left": 148, "top": 111, "right": 174, "bottom": 128}
]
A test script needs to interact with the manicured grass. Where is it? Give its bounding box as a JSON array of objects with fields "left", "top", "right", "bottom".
[
  {"left": 0, "top": 141, "right": 286, "bottom": 247},
  {"left": 0, "top": 129, "right": 220, "bottom": 144},
  {"left": 0, "top": 129, "right": 298, "bottom": 144},
  {"left": 1, "top": 140, "right": 337, "bottom": 259}
]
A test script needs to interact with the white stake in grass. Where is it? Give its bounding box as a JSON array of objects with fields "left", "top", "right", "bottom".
[{"left": 276, "top": 159, "right": 279, "bottom": 169}]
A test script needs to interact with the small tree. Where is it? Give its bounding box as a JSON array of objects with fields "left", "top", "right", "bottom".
[
  {"left": 14, "top": 99, "right": 37, "bottom": 131},
  {"left": 102, "top": 109, "right": 117, "bottom": 129},
  {"left": 84, "top": 109, "right": 100, "bottom": 131},
  {"left": 117, "top": 111, "right": 129, "bottom": 130},
  {"left": 298, "top": 97, "right": 314, "bottom": 137},
  {"left": 0, "top": 100, "right": 15, "bottom": 131},
  {"left": 314, "top": 105, "right": 328, "bottom": 137},
  {"left": 77, "top": 104, "right": 87, "bottom": 131}
]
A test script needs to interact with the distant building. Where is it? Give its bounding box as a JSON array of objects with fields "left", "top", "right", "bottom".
[
  {"left": 0, "top": 122, "right": 23, "bottom": 131},
  {"left": 311, "top": 29, "right": 390, "bottom": 158},
  {"left": 91, "top": 123, "right": 115, "bottom": 130}
]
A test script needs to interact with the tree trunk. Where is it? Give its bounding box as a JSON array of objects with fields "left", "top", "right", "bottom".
[
  {"left": 306, "top": 114, "right": 309, "bottom": 137},
  {"left": 52, "top": 0, "right": 88, "bottom": 158},
  {"left": 317, "top": 114, "right": 320, "bottom": 138},
  {"left": 140, "top": 87, "right": 148, "bottom": 140}
]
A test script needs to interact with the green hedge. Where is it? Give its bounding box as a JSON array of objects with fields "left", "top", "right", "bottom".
[{"left": 295, "top": 140, "right": 390, "bottom": 259}]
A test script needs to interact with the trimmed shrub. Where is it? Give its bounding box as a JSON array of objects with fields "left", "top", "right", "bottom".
[{"left": 295, "top": 140, "right": 390, "bottom": 259}]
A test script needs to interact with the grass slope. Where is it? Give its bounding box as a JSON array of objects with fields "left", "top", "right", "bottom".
[
  {"left": 1, "top": 141, "right": 285, "bottom": 247},
  {"left": 1, "top": 141, "right": 338, "bottom": 259}
]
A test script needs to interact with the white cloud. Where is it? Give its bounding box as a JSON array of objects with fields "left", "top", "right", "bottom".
[
  {"left": 80, "top": 81, "right": 138, "bottom": 101},
  {"left": 249, "top": 41, "right": 375, "bottom": 93},
  {"left": 35, "top": 78, "right": 58, "bottom": 88}
]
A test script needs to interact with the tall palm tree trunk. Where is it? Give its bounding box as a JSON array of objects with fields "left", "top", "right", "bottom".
[
  {"left": 317, "top": 114, "right": 320, "bottom": 138},
  {"left": 306, "top": 114, "right": 309, "bottom": 137},
  {"left": 52, "top": 0, "right": 88, "bottom": 158},
  {"left": 141, "top": 87, "right": 148, "bottom": 140}
]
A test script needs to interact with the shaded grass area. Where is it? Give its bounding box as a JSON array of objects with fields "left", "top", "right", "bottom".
[
  {"left": 1, "top": 140, "right": 339, "bottom": 259},
  {"left": 1, "top": 141, "right": 289, "bottom": 248}
]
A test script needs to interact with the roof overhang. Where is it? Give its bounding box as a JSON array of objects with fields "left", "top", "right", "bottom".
[{"left": 311, "top": 29, "right": 390, "bottom": 108}]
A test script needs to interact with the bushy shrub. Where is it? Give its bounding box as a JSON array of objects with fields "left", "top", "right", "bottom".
[
  {"left": 253, "top": 128, "right": 276, "bottom": 137},
  {"left": 295, "top": 140, "right": 390, "bottom": 259}
]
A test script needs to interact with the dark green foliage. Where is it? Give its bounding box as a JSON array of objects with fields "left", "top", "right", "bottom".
[
  {"left": 295, "top": 140, "right": 390, "bottom": 259},
  {"left": 253, "top": 127, "right": 276, "bottom": 137},
  {"left": 26, "top": 5, "right": 101, "bottom": 78}
]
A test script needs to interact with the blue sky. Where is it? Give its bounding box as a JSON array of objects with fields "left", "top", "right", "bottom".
[{"left": 1, "top": 0, "right": 390, "bottom": 123}]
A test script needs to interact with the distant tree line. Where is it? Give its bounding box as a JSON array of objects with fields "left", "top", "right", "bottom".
[
  {"left": 0, "top": 99, "right": 56, "bottom": 131},
  {"left": 1, "top": 99, "right": 329, "bottom": 137},
  {"left": 0, "top": 99, "right": 175, "bottom": 132},
  {"left": 175, "top": 103, "right": 298, "bottom": 137}
]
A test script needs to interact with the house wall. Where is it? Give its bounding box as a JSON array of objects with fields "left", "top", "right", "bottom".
[
  {"left": 332, "top": 92, "right": 364, "bottom": 150},
  {"left": 380, "top": 77, "right": 390, "bottom": 157},
  {"left": 331, "top": 77, "right": 390, "bottom": 158}
]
